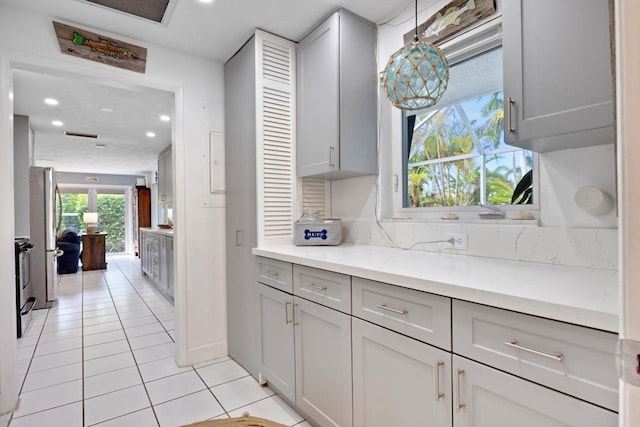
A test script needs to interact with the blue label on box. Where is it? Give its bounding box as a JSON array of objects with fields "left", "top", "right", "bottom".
[{"left": 304, "top": 229, "right": 328, "bottom": 240}]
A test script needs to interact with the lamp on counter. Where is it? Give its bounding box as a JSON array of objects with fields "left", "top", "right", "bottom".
[
  {"left": 83, "top": 212, "right": 99, "bottom": 234},
  {"left": 382, "top": 0, "right": 449, "bottom": 110}
]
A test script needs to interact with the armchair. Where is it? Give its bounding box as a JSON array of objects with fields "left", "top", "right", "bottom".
[{"left": 57, "top": 229, "right": 82, "bottom": 274}]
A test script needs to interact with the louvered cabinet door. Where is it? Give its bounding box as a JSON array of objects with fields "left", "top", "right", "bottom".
[{"left": 255, "top": 31, "right": 296, "bottom": 247}]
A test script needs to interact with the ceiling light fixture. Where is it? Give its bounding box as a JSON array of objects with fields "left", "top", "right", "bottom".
[
  {"left": 160, "top": 114, "right": 171, "bottom": 122},
  {"left": 100, "top": 107, "right": 113, "bottom": 113},
  {"left": 146, "top": 131, "right": 156, "bottom": 138},
  {"left": 44, "top": 98, "right": 59, "bottom": 106},
  {"left": 96, "top": 143, "right": 106, "bottom": 149},
  {"left": 382, "top": 0, "right": 449, "bottom": 110},
  {"left": 197, "top": 0, "right": 214, "bottom": 4},
  {"left": 52, "top": 120, "right": 64, "bottom": 126}
]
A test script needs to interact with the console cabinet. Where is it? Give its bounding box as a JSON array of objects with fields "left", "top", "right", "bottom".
[
  {"left": 256, "top": 256, "right": 618, "bottom": 427},
  {"left": 81, "top": 233, "right": 107, "bottom": 271}
]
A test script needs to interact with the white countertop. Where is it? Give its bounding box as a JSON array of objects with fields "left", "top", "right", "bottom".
[
  {"left": 140, "top": 227, "right": 174, "bottom": 237},
  {"left": 253, "top": 244, "right": 618, "bottom": 333}
]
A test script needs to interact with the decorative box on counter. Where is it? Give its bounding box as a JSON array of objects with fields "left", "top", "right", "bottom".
[{"left": 293, "top": 211, "right": 342, "bottom": 246}]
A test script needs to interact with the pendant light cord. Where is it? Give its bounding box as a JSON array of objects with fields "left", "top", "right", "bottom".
[{"left": 414, "top": 0, "right": 419, "bottom": 41}]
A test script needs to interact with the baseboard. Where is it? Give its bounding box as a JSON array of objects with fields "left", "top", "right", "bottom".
[{"left": 179, "top": 339, "right": 228, "bottom": 367}]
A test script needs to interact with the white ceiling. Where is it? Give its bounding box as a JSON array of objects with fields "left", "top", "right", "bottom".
[{"left": 3, "top": 0, "right": 415, "bottom": 176}]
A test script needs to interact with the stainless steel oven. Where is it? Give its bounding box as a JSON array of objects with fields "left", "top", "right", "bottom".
[{"left": 15, "top": 238, "right": 35, "bottom": 338}]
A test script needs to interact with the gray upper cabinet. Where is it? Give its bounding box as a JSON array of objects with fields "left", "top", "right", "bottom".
[
  {"left": 158, "top": 145, "right": 172, "bottom": 203},
  {"left": 297, "top": 9, "right": 377, "bottom": 179},
  {"left": 503, "top": 0, "right": 613, "bottom": 152}
]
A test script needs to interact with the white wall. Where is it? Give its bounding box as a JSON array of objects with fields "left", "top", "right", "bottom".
[
  {"left": 0, "top": 5, "right": 227, "bottom": 412},
  {"left": 331, "top": 0, "right": 618, "bottom": 270}
]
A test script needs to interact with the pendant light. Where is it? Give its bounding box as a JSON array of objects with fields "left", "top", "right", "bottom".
[{"left": 382, "top": 0, "right": 450, "bottom": 110}]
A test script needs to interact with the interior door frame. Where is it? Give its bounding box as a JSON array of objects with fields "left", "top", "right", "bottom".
[{"left": 616, "top": 0, "right": 640, "bottom": 425}]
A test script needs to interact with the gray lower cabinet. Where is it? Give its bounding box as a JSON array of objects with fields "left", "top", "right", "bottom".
[
  {"left": 294, "top": 297, "right": 352, "bottom": 427},
  {"left": 257, "top": 282, "right": 295, "bottom": 402},
  {"left": 352, "top": 318, "right": 452, "bottom": 427},
  {"left": 452, "top": 355, "right": 618, "bottom": 427},
  {"left": 257, "top": 281, "right": 353, "bottom": 427},
  {"left": 140, "top": 230, "right": 174, "bottom": 301},
  {"left": 256, "top": 257, "right": 618, "bottom": 426}
]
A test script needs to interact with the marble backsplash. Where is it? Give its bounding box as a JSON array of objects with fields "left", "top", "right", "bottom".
[{"left": 340, "top": 219, "right": 618, "bottom": 270}]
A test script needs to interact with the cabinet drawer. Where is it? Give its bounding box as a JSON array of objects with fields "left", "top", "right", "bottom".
[
  {"left": 293, "top": 265, "right": 351, "bottom": 313},
  {"left": 352, "top": 278, "right": 451, "bottom": 350},
  {"left": 453, "top": 300, "right": 618, "bottom": 411},
  {"left": 256, "top": 257, "right": 293, "bottom": 293}
]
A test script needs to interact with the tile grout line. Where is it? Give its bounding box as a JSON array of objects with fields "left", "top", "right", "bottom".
[{"left": 100, "top": 258, "right": 162, "bottom": 426}]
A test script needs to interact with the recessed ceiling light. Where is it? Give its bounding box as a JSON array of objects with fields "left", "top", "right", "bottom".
[
  {"left": 96, "top": 143, "right": 106, "bottom": 149},
  {"left": 52, "top": 120, "right": 63, "bottom": 126},
  {"left": 100, "top": 107, "right": 113, "bottom": 113},
  {"left": 44, "top": 98, "right": 59, "bottom": 106},
  {"left": 198, "top": 0, "right": 214, "bottom": 3},
  {"left": 146, "top": 131, "right": 156, "bottom": 138},
  {"left": 160, "top": 114, "right": 171, "bottom": 122}
]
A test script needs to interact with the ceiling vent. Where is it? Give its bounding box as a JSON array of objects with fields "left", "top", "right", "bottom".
[
  {"left": 81, "top": 0, "right": 176, "bottom": 24},
  {"left": 65, "top": 131, "right": 100, "bottom": 139}
]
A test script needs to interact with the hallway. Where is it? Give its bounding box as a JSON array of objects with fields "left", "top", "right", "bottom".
[{"left": 3, "top": 255, "right": 308, "bottom": 426}]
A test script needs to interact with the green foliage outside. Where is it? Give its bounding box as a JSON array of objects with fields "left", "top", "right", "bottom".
[
  {"left": 407, "top": 91, "right": 532, "bottom": 208},
  {"left": 97, "top": 194, "right": 125, "bottom": 253},
  {"left": 59, "top": 192, "right": 125, "bottom": 253}
]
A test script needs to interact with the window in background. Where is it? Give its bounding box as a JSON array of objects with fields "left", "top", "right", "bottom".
[
  {"left": 404, "top": 46, "right": 534, "bottom": 209},
  {"left": 59, "top": 192, "right": 89, "bottom": 233},
  {"left": 97, "top": 193, "right": 125, "bottom": 253}
]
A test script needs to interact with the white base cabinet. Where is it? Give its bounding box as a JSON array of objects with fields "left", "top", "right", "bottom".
[
  {"left": 295, "top": 297, "right": 352, "bottom": 427},
  {"left": 352, "top": 318, "right": 452, "bottom": 427},
  {"left": 256, "top": 257, "right": 618, "bottom": 427},
  {"left": 452, "top": 356, "right": 617, "bottom": 427},
  {"left": 257, "top": 282, "right": 295, "bottom": 403},
  {"left": 140, "top": 230, "right": 174, "bottom": 301},
  {"left": 257, "top": 260, "right": 353, "bottom": 427}
]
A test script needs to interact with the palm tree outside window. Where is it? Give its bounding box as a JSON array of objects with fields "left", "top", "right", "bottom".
[{"left": 404, "top": 45, "right": 534, "bottom": 209}]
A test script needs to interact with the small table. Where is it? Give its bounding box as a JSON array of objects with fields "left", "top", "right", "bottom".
[{"left": 82, "top": 233, "right": 107, "bottom": 270}]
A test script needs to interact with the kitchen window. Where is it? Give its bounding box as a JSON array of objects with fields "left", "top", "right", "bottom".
[{"left": 401, "top": 22, "right": 536, "bottom": 216}]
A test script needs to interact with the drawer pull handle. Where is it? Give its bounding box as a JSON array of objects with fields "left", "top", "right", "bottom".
[
  {"left": 266, "top": 270, "right": 279, "bottom": 278},
  {"left": 376, "top": 304, "right": 408, "bottom": 315},
  {"left": 285, "top": 301, "right": 292, "bottom": 325},
  {"left": 456, "top": 368, "right": 465, "bottom": 411},
  {"left": 307, "top": 282, "right": 328, "bottom": 291},
  {"left": 508, "top": 97, "right": 516, "bottom": 133},
  {"left": 505, "top": 340, "right": 564, "bottom": 362},
  {"left": 435, "top": 360, "right": 445, "bottom": 401}
]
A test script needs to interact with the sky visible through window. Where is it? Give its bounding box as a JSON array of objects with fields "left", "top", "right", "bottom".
[{"left": 407, "top": 90, "right": 532, "bottom": 208}]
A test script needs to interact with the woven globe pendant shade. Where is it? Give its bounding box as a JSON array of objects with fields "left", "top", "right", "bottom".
[{"left": 383, "top": 39, "right": 449, "bottom": 110}]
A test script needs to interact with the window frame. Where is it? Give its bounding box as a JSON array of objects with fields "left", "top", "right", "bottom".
[{"left": 396, "top": 17, "right": 539, "bottom": 221}]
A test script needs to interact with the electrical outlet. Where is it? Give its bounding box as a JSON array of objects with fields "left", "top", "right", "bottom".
[{"left": 445, "top": 233, "right": 468, "bottom": 250}]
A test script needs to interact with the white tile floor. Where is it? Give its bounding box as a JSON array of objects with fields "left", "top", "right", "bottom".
[{"left": 4, "top": 255, "right": 311, "bottom": 427}]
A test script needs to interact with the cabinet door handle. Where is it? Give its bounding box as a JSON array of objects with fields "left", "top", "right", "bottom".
[
  {"left": 504, "top": 340, "right": 564, "bottom": 362},
  {"left": 285, "top": 301, "right": 292, "bottom": 324},
  {"left": 456, "top": 368, "right": 466, "bottom": 412},
  {"left": 307, "top": 282, "right": 327, "bottom": 291},
  {"left": 376, "top": 304, "right": 408, "bottom": 315},
  {"left": 508, "top": 97, "right": 516, "bottom": 133},
  {"left": 435, "top": 360, "right": 445, "bottom": 401},
  {"left": 329, "top": 146, "right": 336, "bottom": 168},
  {"left": 293, "top": 303, "right": 299, "bottom": 326},
  {"left": 235, "top": 230, "right": 243, "bottom": 246}
]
